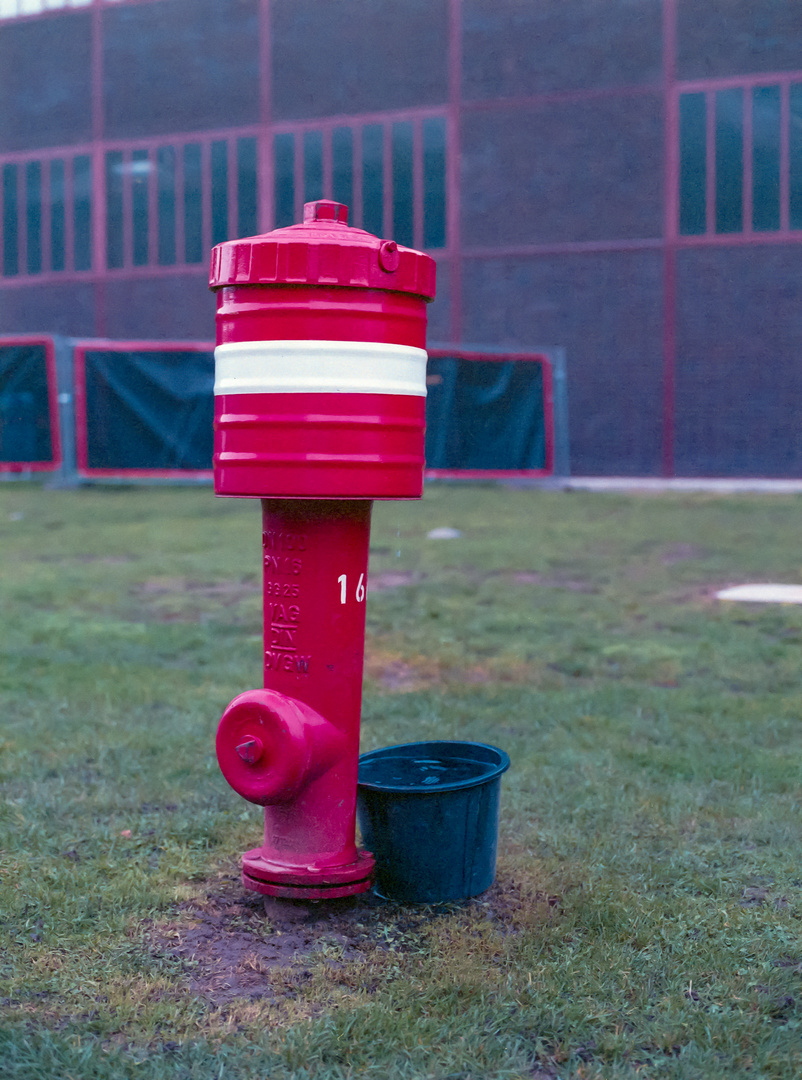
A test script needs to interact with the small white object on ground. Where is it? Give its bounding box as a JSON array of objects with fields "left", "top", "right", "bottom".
[
  {"left": 427, "top": 527, "right": 462, "bottom": 539},
  {"left": 716, "top": 584, "right": 802, "bottom": 604}
]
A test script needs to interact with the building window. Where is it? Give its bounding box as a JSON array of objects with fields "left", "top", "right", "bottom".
[
  {"left": 273, "top": 114, "right": 447, "bottom": 249},
  {"left": 99, "top": 136, "right": 257, "bottom": 273},
  {"left": 0, "top": 112, "right": 447, "bottom": 281},
  {"left": 679, "top": 81, "right": 802, "bottom": 237},
  {"left": 0, "top": 154, "right": 93, "bottom": 276}
]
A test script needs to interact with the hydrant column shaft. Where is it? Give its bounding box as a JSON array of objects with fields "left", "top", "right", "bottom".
[{"left": 246, "top": 498, "right": 371, "bottom": 877}]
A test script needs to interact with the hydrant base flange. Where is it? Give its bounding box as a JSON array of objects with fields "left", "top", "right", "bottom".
[{"left": 241, "top": 847, "right": 375, "bottom": 899}]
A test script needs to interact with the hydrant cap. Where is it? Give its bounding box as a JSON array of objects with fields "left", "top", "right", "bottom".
[{"left": 209, "top": 200, "right": 436, "bottom": 301}]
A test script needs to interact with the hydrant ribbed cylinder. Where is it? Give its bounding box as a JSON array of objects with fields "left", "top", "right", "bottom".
[{"left": 209, "top": 200, "right": 436, "bottom": 898}]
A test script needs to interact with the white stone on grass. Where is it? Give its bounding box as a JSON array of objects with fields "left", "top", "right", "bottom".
[
  {"left": 427, "top": 527, "right": 462, "bottom": 540},
  {"left": 716, "top": 584, "right": 802, "bottom": 604}
]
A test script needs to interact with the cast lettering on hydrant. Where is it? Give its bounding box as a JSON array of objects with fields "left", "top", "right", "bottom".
[{"left": 209, "top": 200, "right": 436, "bottom": 898}]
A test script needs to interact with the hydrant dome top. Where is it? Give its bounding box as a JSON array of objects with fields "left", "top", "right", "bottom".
[{"left": 209, "top": 199, "right": 436, "bottom": 300}]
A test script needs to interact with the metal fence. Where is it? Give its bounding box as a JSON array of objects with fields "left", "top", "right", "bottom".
[{"left": 0, "top": 336, "right": 560, "bottom": 483}]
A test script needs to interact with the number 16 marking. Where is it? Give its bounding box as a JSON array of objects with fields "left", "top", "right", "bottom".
[{"left": 338, "top": 573, "right": 365, "bottom": 604}]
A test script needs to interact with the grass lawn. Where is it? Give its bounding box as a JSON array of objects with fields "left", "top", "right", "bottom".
[{"left": 1, "top": 481, "right": 802, "bottom": 1079}]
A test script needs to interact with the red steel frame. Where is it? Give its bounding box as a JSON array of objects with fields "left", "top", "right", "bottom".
[
  {"left": 72, "top": 338, "right": 214, "bottom": 480},
  {"left": 0, "top": 334, "right": 62, "bottom": 473},
  {"left": 423, "top": 349, "right": 554, "bottom": 481},
  {"left": 3, "top": 0, "right": 802, "bottom": 476},
  {"left": 662, "top": 0, "right": 679, "bottom": 478}
]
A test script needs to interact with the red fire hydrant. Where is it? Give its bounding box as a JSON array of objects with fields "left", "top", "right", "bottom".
[{"left": 209, "top": 200, "right": 436, "bottom": 898}]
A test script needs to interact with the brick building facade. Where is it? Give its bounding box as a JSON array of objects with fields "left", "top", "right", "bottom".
[{"left": 1, "top": 0, "right": 801, "bottom": 476}]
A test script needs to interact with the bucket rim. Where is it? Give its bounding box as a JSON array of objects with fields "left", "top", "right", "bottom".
[{"left": 357, "top": 739, "right": 510, "bottom": 794}]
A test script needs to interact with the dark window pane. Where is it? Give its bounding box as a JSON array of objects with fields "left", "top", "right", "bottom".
[
  {"left": 0, "top": 344, "right": 53, "bottom": 464},
  {"left": 679, "top": 93, "right": 706, "bottom": 235},
  {"left": 425, "top": 357, "right": 546, "bottom": 471},
  {"left": 392, "top": 121, "right": 413, "bottom": 248},
  {"left": 752, "top": 86, "right": 780, "bottom": 232},
  {"left": 715, "top": 88, "right": 743, "bottom": 234},
  {"left": 791, "top": 85, "right": 802, "bottom": 230},
  {"left": 332, "top": 126, "right": 353, "bottom": 213},
  {"left": 73, "top": 154, "right": 92, "bottom": 271},
  {"left": 303, "top": 130, "right": 323, "bottom": 203},
  {"left": 274, "top": 132, "right": 294, "bottom": 228},
  {"left": 132, "top": 148, "right": 150, "bottom": 266},
  {"left": 83, "top": 348, "right": 214, "bottom": 471},
  {"left": 25, "top": 160, "right": 42, "bottom": 275},
  {"left": 423, "top": 117, "right": 446, "bottom": 249},
  {"left": 106, "top": 150, "right": 124, "bottom": 269},
  {"left": 50, "top": 159, "right": 65, "bottom": 272},
  {"left": 2, "top": 164, "right": 18, "bottom": 276},
  {"left": 183, "top": 143, "right": 203, "bottom": 264},
  {"left": 211, "top": 140, "right": 228, "bottom": 247},
  {"left": 362, "top": 123, "right": 384, "bottom": 236},
  {"left": 157, "top": 146, "right": 176, "bottom": 265},
  {"left": 237, "top": 137, "right": 257, "bottom": 238}
]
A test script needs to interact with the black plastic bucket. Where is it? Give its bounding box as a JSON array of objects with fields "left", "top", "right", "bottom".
[{"left": 357, "top": 740, "right": 510, "bottom": 902}]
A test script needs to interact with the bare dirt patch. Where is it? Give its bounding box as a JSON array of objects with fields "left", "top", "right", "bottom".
[
  {"left": 669, "top": 582, "right": 745, "bottom": 606},
  {"left": 36, "top": 553, "right": 135, "bottom": 564},
  {"left": 147, "top": 871, "right": 555, "bottom": 1007},
  {"left": 660, "top": 542, "right": 706, "bottom": 565},
  {"left": 148, "top": 882, "right": 380, "bottom": 1006},
  {"left": 444, "top": 567, "right": 598, "bottom": 592},
  {"left": 130, "top": 577, "right": 260, "bottom": 622},
  {"left": 363, "top": 646, "right": 533, "bottom": 692},
  {"left": 367, "top": 570, "right": 424, "bottom": 592},
  {"left": 134, "top": 577, "right": 257, "bottom": 601},
  {"left": 508, "top": 570, "right": 597, "bottom": 592},
  {"left": 363, "top": 646, "right": 445, "bottom": 692}
]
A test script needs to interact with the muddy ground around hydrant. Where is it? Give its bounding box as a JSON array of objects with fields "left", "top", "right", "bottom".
[{"left": 147, "top": 871, "right": 554, "bottom": 1007}]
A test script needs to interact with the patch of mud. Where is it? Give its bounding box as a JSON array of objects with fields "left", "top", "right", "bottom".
[
  {"left": 370, "top": 659, "right": 431, "bottom": 691},
  {"left": 450, "top": 567, "right": 597, "bottom": 592},
  {"left": 367, "top": 570, "right": 423, "bottom": 592},
  {"left": 509, "top": 571, "right": 597, "bottom": 592},
  {"left": 660, "top": 542, "right": 706, "bottom": 565},
  {"left": 363, "top": 647, "right": 442, "bottom": 692},
  {"left": 467, "top": 876, "right": 560, "bottom": 932},
  {"left": 134, "top": 577, "right": 257, "bottom": 601},
  {"left": 669, "top": 582, "right": 747, "bottom": 606},
  {"left": 37, "top": 553, "right": 135, "bottom": 564},
  {"left": 130, "top": 577, "right": 260, "bottom": 623},
  {"left": 148, "top": 880, "right": 381, "bottom": 1006},
  {"left": 363, "top": 647, "right": 532, "bottom": 692},
  {"left": 147, "top": 872, "right": 555, "bottom": 1006},
  {"left": 368, "top": 566, "right": 597, "bottom": 593}
]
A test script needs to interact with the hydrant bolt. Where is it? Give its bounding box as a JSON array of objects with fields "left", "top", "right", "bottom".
[{"left": 235, "top": 737, "right": 263, "bottom": 765}]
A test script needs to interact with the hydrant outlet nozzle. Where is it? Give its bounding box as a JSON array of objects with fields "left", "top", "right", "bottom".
[{"left": 217, "top": 687, "right": 346, "bottom": 807}]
